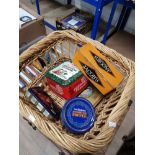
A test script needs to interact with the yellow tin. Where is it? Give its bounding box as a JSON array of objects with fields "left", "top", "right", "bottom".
[{"left": 73, "top": 43, "right": 124, "bottom": 95}]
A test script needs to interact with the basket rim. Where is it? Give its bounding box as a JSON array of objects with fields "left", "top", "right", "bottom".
[{"left": 19, "top": 30, "right": 135, "bottom": 154}]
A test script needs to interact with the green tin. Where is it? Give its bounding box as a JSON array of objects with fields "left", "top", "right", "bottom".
[{"left": 45, "top": 61, "right": 82, "bottom": 86}]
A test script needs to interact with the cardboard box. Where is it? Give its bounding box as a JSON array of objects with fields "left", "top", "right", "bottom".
[
  {"left": 56, "top": 9, "right": 93, "bottom": 34},
  {"left": 73, "top": 43, "right": 124, "bottom": 95},
  {"left": 19, "top": 2, "right": 46, "bottom": 48}
]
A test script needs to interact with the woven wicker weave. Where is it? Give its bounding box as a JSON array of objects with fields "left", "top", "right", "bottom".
[{"left": 19, "top": 30, "right": 135, "bottom": 154}]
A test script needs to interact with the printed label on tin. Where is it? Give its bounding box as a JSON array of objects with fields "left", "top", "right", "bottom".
[
  {"left": 50, "top": 61, "right": 79, "bottom": 81},
  {"left": 90, "top": 52, "right": 114, "bottom": 76},
  {"left": 80, "top": 61, "right": 103, "bottom": 86},
  {"left": 72, "top": 108, "right": 87, "bottom": 118},
  {"left": 68, "top": 19, "right": 79, "bottom": 26},
  {"left": 49, "top": 84, "right": 64, "bottom": 95},
  {"left": 73, "top": 76, "right": 88, "bottom": 92}
]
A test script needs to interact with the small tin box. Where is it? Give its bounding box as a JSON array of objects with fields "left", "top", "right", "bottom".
[
  {"left": 45, "top": 61, "right": 89, "bottom": 100},
  {"left": 28, "top": 87, "right": 60, "bottom": 120}
]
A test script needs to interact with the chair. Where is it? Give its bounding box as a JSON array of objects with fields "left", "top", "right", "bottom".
[
  {"left": 101, "top": 0, "right": 135, "bottom": 44},
  {"left": 83, "top": 0, "right": 113, "bottom": 39}
]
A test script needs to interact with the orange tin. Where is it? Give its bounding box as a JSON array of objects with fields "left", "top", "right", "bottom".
[{"left": 73, "top": 43, "right": 124, "bottom": 95}]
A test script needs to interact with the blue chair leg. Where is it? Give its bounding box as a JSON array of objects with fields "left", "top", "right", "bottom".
[
  {"left": 91, "top": 5, "right": 103, "bottom": 40},
  {"left": 36, "top": 0, "right": 41, "bottom": 15},
  {"left": 119, "top": 7, "right": 132, "bottom": 30},
  {"left": 101, "top": 0, "right": 118, "bottom": 44},
  {"left": 115, "top": 5, "right": 127, "bottom": 31},
  {"left": 105, "top": 6, "right": 127, "bottom": 39},
  {"left": 67, "top": 0, "right": 71, "bottom": 5}
]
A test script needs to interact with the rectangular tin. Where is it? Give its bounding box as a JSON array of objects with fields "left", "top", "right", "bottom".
[
  {"left": 28, "top": 87, "right": 60, "bottom": 119},
  {"left": 73, "top": 43, "right": 124, "bottom": 95},
  {"left": 45, "top": 61, "right": 89, "bottom": 99}
]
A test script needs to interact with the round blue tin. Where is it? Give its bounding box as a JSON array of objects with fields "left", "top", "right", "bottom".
[{"left": 61, "top": 97, "right": 95, "bottom": 134}]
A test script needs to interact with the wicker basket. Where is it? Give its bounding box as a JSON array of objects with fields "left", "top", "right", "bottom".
[{"left": 19, "top": 30, "right": 135, "bottom": 154}]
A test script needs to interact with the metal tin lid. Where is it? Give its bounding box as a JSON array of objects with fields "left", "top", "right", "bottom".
[
  {"left": 61, "top": 97, "right": 95, "bottom": 134},
  {"left": 45, "top": 61, "right": 82, "bottom": 86}
]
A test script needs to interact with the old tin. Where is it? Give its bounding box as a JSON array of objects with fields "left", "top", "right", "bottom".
[
  {"left": 28, "top": 87, "right": 60, "bottom": 120},
  {"left": 61, "top": 97, "right": 95, "bottom": 134},
  {"left": 45, "top": 61, "right": 89, "bottom": 99}
]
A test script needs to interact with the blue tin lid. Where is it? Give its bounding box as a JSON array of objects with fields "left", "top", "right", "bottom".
[{"left": 61, "top": 97, "right": 95, "bottom": 134}]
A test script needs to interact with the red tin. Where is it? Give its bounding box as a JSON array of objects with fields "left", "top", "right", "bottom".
[{"left": 46, "top": 75, "right": 88, "bottom": 100}]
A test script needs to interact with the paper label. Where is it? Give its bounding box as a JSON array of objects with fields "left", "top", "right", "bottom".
[
  {"left": 68, "top": 19, "right": 79, "bottom": 26},
  {"left": 50, "top": 61, "right": 79, "bottom": 81},
  {"left": 28, "top": 114, "right": 36, "bottom": 123},
  {"left": 108, "top": 121, "right": 117, "bottom": 128}
]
